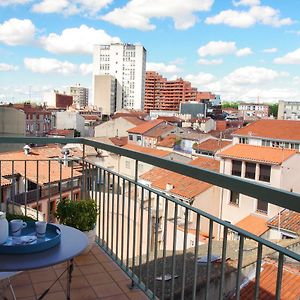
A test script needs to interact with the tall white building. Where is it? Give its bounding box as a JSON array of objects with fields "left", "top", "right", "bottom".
[
  {"left": 93, "top": 43, "right": 146, "bottom": 112},
  {"left": 68, "top": 84, "right": 89, "bottom": 108}
]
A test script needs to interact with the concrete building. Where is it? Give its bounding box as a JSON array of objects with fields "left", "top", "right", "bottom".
[
  {"left": 93, "top": 75, "right": 116, "bottom": 116},
  {"left": 68, "top": 84, "right": 89, "bottom": 108},
  {"left": 278, "top": 100, "right": 300, "bottom": 120},
  {"left": 180, "top": 102, "right": 207, "bottom": 118},
  {"left": 44, "top": 90, "right": 73, "bottom": 108},
  {"left": 93, "top": 43, "right": 146, "bottom": 111},
  {"left": 55, "top": 111, "right": 85, "bottom": 136},
  {"left": 0, "top": 107, "right": 26, "bottom": 152},
  {"left": 218, "top": 144, "right": 300, "bottom": 225},
  {"left": 144, "top": 71, "right": 198, "bottom": 112},
  {"left": 238, "top": 103, "right": 269, "bottom": 120}
]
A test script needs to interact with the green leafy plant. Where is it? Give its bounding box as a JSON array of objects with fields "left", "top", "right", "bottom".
[
  {"left": 55, "top": 199, "right": 97, "bottom": 231},
  {"left": 6, "top": 213, "right": 36, "bottom": 222}
]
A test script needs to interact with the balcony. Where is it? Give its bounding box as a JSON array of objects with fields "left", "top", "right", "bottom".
[{"left": 0, "top": 136, "right": 300, "bottom": 299}]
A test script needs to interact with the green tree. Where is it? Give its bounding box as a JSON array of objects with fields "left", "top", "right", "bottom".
[
  {"left": 269, "top": 103, "right": 278, "bottom": 118},
  {"left": 222, "top": 102, "right": 239, "bottom": 109}
]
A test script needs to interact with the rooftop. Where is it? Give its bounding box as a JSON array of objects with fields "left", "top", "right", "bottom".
[
  {"left": 235, "top": 214, "right": 269, "bottom": 237},
  {"left": 233, "top": 119, "right": 300, "bottom": 141},
  {"left": 268, "top": 209, "right": 300, "bottom": 235},
  {"left": 156, "top": 134, "right": 177, "bottom": 148},
  {"left": 123, "top": 143, "right": 170, "bottom": 157},
  {"left": 218, "top": 144, "right": 297, "bottom": 165},
  {"left": 193, "top": 138, "right": 231, "bottom": 152},
  {"left": 109, "top": 136, "right": 128, "bottom": 147},
  {"left": 127, "top": 119, "right": 164, "bottom": 134},
  {"left": 141, "top": 157, "right": 220, "bottom": 199}
]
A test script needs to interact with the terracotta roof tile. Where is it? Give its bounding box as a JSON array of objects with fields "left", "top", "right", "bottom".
[
  {"left": 218, "top": 144, "right": 296, "bottom": 165},
  {"left": 141, "top": 157, "right": 220, "bottom": 199},
  {"left": 128, "top": 119, "right": 165, "bottom": 134},
  {"left": 157, "top": 116, "right": 182, "bottom": 123},
  {"left": 235, "top": 214, "right": 269, "bottom": 236},
  {"left": 48, "top": 129, "right": 73, "bottom": 136},
  {"left": 233, "top": 119, "right": 300, "bottom": 141},
  {"left": 123, "top": 144, "right": 170, "bottom": 157},
  {"left": 156, "top": 135, "right": 177, "bottom": 148},
  {"left": 144, "top": 124, "right": 174, "bottom": 138},
  {"left": 122, "top": 116, "right": 146, "bottom": 126},
  {"left": 193, "top": 139, "right": 232, "bottom": 152},
  {"left": 267, "top": 209, "right": 300, "bottom": 235},
  {"left": 240, "top": 262, "right": 300, "bottom": 300},
  {"left": 109, "top": 136, "right": 128, "bottom": 147}
]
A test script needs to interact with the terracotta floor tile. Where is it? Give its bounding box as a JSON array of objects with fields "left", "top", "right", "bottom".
[
  {"left": 38, "top": 291, "right": 66, "bottom": 300},
  {"left": 109, "top": 270, "right": 132, "bottom": 283},
  {"left": 85, "top": 272, "right": 114, "bottom": 286},
  {"left": 29, "top": 269, "right": 57, "bottom": 283},
  {"left": 101, "top": 294, "right": 129, "bottom": 300},
  {"left": 75, "top": 254, "right": 98, "bottom": 266},
  {"left": 79, "top": 263, "right": 105, "bottom": 275},
  {"left": 126, "top": 290, "right": 149, "bottom": 300},
  {"left": 94, "top": 253, "right": 114, "bottom": 263},
  {"left": 115, "top": 279, "right": 135, "bottom": 294},
  {"left": 13, "top": 284, "right": 35, "bottom": 298},
  {"left": 18, "top": 297, "right": 37, "bottom": 300},
  {"left": 102, "top": 261, "right": 120, "bottom": 272},
  {"left": 54, "top": 265, "right": 82, "bottom": 279},
  {"left": 92, "top": 282, "right": 123, "bottom": 298},
  {"left": 32, "top": 279, "right": 63, "bottom": 295},
  {"left": 69, "top": 287, "right": 98, "bottom": 300},
  {"left": 10, "top": 272, "right": 32, "bottom": 287},
  {"left": 60, "top": 275, "right": 90, "bottom": 289}
]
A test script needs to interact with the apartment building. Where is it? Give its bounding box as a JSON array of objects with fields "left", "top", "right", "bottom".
[
  {"left": 93, "top": 43, "right": 146, "bottom": 111},
  {"left": 278, "top": 100, "right": 300, "bottom": 120},
  {"left": 232, "top": 119, "right": 300, "bottom": 150},
  {"left": 144, "top": 71, "right": 198, "bottom": 112},
  {"left": 238, "top": 103, "right": 269, "bottom": 120},
  {"left": 44, "top": 90, "right": 73, "bottom": 108},
  {"left": 55, "top": 111, "right": 85, "bottom": 136},
  {"left": 68, "top": 84, "right": 89, "bottom": 108},
  {"left": 218, "top": 144, "right": 300, "bottom": 225}
]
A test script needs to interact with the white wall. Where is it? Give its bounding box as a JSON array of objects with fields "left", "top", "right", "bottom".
[{"left": 56, "top": 111, "right": 85, "bottom": 136}]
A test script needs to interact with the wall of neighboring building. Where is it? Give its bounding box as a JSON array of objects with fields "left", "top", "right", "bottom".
[
  {"left": 95, "top": 117, "right": 135, "bottom": 138},
  {"left": 56, "top": 111, "right": 85, "bottom": 136},
  {"left": 0, "top": 107, "right": 26, "bottom": 152}
]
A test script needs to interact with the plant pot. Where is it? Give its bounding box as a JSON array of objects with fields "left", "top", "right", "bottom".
[{"left": 82, "top": 227, "right": 96, "bottom": 253}]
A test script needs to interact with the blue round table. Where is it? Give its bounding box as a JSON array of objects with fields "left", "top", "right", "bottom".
[{"left": 0, "top": 224, "right": 88, "bottom": 299}]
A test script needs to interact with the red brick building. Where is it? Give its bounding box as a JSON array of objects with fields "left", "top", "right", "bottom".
[{"left": 144, "top": 71, "right": 198, "bottom": 112}]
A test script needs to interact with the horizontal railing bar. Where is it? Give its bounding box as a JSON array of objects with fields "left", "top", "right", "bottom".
[
  {"left": 89, "top": 161, "right": 300, "bottom": 262},
  {"left": 1, "top": 136, "right": 300, "bottom": 213}
]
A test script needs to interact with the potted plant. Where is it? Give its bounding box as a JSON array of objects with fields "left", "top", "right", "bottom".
[{"left": 55, "top": 199, "right": 98, "bottom": 252}]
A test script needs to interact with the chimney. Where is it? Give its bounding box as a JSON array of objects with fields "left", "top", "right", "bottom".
[
  {"left": 23, "top": 145, "right": 31, "bottom": 155},
  {"left": 61, "top": 148, "right": 70, "bottom": 167},
  {"left": 166, "top": 183, "right": 173, "bottom": 192}
]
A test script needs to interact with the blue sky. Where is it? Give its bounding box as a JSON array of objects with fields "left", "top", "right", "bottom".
[{"left": 1, "top": 0, "right": 300, "bottom": 103}]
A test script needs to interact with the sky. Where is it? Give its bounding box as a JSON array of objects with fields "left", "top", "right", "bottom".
[{"left": 1, "top": 0, "right": 300, "bottom": 104}]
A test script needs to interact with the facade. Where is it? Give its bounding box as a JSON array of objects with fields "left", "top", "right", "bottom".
[
  {"left": 278, "top": 100, "right": 300, "bottom": 120},
  {"left": 93, "top": 43, "right": 146, "bottom": 111},
  {"left": 192, "top": 138, "right": 232, "bottom": 157},
  {"left": 44, "top": 90, "right": 73, "bottom": 108},
  {"left": 95, "top": 116, "right": 145, "bottom": 138},
  {"left": 180, "top": 102, "right": 207, "bottom": 118},
  {"left": 144, "top": 71, "right": 198, "bottom": 112},
  {"left": 238, "top": 103, "right": 269, "bottom": 120},
  {"left": 218, "top": 144, "right": 300, "bottom": 225},
  {"left": 232, "top": 119, "right": 300, "bottom": 150},
  {"left": 68, "top": 84, "right": 89, "bottom": 108},
  {"left": 55, "top": 111, "right": 85, "bottom": 136},
  {"left": 93, "top": 75, "right": 116, "bottom": 116}
]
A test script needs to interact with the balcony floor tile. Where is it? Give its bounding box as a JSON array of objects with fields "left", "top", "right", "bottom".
[{"left": 1, "top": 243, "right": 148, "bottom": 300}]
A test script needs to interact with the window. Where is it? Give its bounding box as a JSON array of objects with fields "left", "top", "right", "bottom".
[
  {"left": 232, "top": 160, "right": 242, "bottom": 176},
  {"left": 257, "top": 200, "right": 268, "bottom": 214},
  {"left": 137, "top": 135, "right": 142, "bottom": 142},
  {"left": 259, "top": 164, "right": 271, "bottom": 182},
  {"left": 229, "top": 191, "right": 239, "bottom": 205},
  {"left": 239, "top": 137, "right": 249, "bottom": 144},
  {"left": 245, "top": 162, "right": 256, "bottom": 179},
  {"left": 129, "top": 134, "right": 133, "bottom": 141}
]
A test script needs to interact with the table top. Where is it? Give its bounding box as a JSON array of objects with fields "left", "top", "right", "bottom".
[{"left": 0, "top": 224, "right": 88, "bottom": 272}]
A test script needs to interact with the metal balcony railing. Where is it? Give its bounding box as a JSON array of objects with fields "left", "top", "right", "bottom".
[{"left": 0, "top": 136, "right": 300, "bottom": 300}]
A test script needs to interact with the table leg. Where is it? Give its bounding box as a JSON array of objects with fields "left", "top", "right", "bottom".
[{"left": 66, "top": 259, "right": 74, "bottom": 300}]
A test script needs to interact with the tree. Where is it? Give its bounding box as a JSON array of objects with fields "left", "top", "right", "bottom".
[
  {"left": 222, "top": 102, "right": 239, "bottom": 109},
  {"left": 269, "top": 103, "right": 278, "bottom": 118}
]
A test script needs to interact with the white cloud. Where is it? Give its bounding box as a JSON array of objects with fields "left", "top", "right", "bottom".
[
  {"left": 223, "top": 66, "right": 281, "bottom": 85},
  {"left": 32, "top": 0, "right": 112, "bottom": 16},
  {"left": 198, "top": 58, "right": 223, "bottom": 65},
  {"left": 185, "top": 72, "right": 215, "bottom": 85},
  {"left": 262, "top": 48, "right": 277, "bottom": 53},
  {"left": 274, "top": 48, "right": 300, "bottom": 64},
  {"left": 0, "top": 63, "right": 18, "bottom": 71},
  {"left": 40, "top": 25, "right": 120, "bottom": 54},
  {"left": 236, "top": 47, "right": 253, "bottom": 57},
  {"left": 24, "top": 57, "right": 77, "bottom": 75},
  {"left": 205, "top": 5, "right": 293, "bottom": 28},
  {"left": 79, "top": 63, "right": 93, "bottom": 75},
  {"left": 102, "top": 0, "right": 214, "bottom": 30},
  {"left": 146, "top": 62, "right": 181, "bottom": 74},
  {"left": 233, "top": 0, "right": 260, "bottom": 7},
  {"left": 0, "top": 18, "right": 35, "bottom": 46},
  {"left": 198, "top": 41, "right": 237, "bottom": 57},
  {"left": 0, "top": 0, "right": 31, "bottom": 6}
]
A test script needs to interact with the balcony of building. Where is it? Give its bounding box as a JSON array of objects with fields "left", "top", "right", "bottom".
[{"left": 0, "top": 136, "right": 300, "bottom": 300}]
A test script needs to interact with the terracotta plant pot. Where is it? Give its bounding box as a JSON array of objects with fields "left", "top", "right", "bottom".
[{"left": 82, "top": 227, "right": 96, "bottom": 253}]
